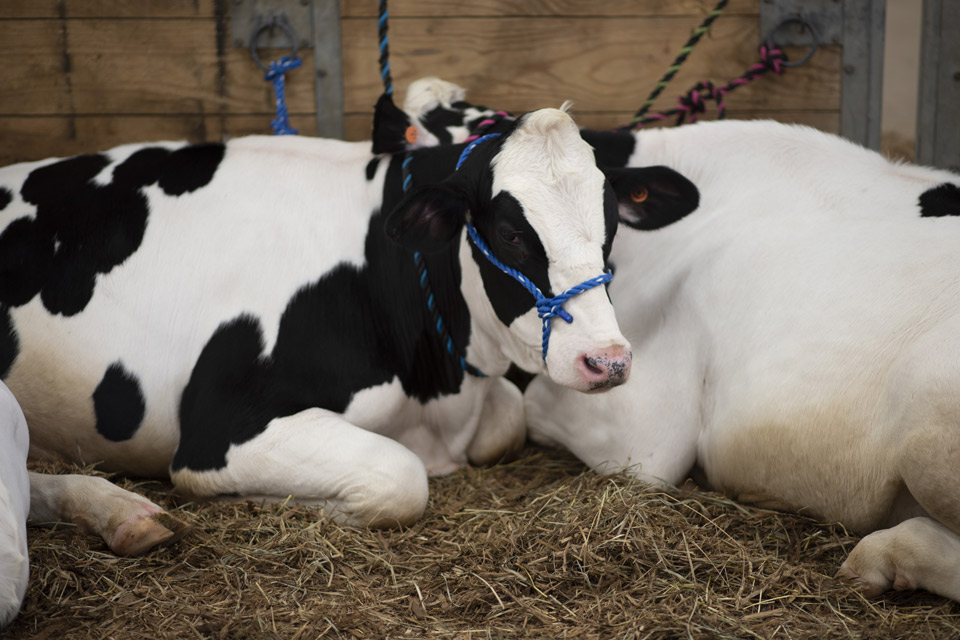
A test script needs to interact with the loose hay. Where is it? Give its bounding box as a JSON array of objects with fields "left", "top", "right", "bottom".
[{"left": 8, "top": 448, "right": 960, "bottom": 639}]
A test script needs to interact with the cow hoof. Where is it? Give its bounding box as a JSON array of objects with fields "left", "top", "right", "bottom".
[{"left": 109, "top": 510, "right": 191, "bottom": 556}]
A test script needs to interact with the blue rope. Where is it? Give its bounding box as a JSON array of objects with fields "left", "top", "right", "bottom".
[
  {"left": 465, "top": 224, "right": 611, "bottom": 361},
  {"left": 456, "top": 133, "right": 502, "bottom": 170},
  {"left": 377, "top": 0, "right": 393, "bottom": 95},
  {"left": 403, "top": 153, "right": 485, "bottom": 377},
  {"left": 264, "top": 55, "right": 302, "bottom": 135},
  {"left": 456, "top": 134, "right": 614, "bottom": 361}
]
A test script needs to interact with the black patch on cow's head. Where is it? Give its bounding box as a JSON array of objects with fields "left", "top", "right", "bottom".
[
  {"left": 421, "top": 105, "right": 467, "bottom": 145},
  {"left": 580, "top": 129, "right": 637, "bottom": 168},
  {"left": 1, "top": 143, "right": 225, "bottom": 316},
  {"left": 93, "top": 362, "right": 146, "bottom": 442},
  {"left": 0, "top": 305, "right": 18, "bottom": 379},
  {"left": 0, "top": 187, "right": 11, "bottom": 211},
  {"left": 605, "top": 166, "right": 700, "bottom": 230},
  {"left": 919, "top": 183, "right": 960, "bottom": 218},
  {"left": 470, "top": 190, "right": 551, "bottom": 327}
]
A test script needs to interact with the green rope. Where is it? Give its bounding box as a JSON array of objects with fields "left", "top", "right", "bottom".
[{"left": 629, "top": 0, "right": 729, "bottom": 124}]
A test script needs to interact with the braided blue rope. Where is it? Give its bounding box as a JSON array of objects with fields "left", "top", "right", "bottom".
[
  {"left": 456, "top": 135, "right": 614, "bottom": 361},
  {"left": 403, "top": 153, "right": 485, "bottom": 377},
  {"left": 377, "top": 0, "right": 393, "bottom": 95},
  {"left": 264, "top": 55, "right": 302, "bottom": 135},
  {"left": 465, "top": 224, "right": 611, "bottom": 360}
]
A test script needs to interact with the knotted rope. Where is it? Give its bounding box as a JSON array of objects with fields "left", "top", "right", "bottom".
[
  {"left": 623, "top": 44, "right": 788, "bottom": 129},
  {"left": 265, "top": 55, "right": 303, "bottom": 135},
  {"left": 457, "top": 135, "right": 614, "bottom": 361}
]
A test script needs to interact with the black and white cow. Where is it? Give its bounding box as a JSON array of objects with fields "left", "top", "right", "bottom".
[
  {"left": 0, "top": 380, "right": 29, "bottom": 628},
  {"left": 393, "top": 78, "right": 960, "bottom": 602},
  {"left": 0, "top": 107, "right": 699, "bottom": 565}
]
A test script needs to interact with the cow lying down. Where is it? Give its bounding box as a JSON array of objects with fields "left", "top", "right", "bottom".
[
  {"left": 390, "top": 78, "right": 960, "bottom": 602},
  {"left": 0, "top": 105, "right": 700, "bottom": 579}
]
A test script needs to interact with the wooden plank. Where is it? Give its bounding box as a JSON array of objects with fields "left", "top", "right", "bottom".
[
  {"left": 1, "top": 16, "right": 837, "bottom": 118},
  {"left": 340, "top": 0, "right": 758, "bottom": 18},
  {"left": 0, "top": 21, "right": 72, "bottom": 115},
  {"left": 339, "top": 17, "right": 841, "bottom": 115},
  {"left": 0, "top": 1, "right": 218, "bottom": 19}
]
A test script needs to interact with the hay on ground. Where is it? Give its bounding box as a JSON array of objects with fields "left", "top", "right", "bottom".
[{"left": 7, "top": 447, "right": 960, "bottom": 639}]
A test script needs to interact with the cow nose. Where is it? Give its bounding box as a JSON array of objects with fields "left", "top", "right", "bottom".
[{"left": 577, "top": 346, "right": 632, "bottom": 391}]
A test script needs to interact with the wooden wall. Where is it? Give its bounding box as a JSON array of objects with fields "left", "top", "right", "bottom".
[{"left": 0, "top": 0, "right": 841, "bottom": 165}]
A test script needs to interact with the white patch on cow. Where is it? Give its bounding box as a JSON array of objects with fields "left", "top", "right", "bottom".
[{"left": 0, "top": 382, "right": 29, "bottom": 629}]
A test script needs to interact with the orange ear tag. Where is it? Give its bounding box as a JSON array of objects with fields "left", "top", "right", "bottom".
[
  {"left": 631, "top": 187, "right": 649, "bottom": 203},
  {"left": 404, "top": 126, "right": 418, "bottom": 145}
]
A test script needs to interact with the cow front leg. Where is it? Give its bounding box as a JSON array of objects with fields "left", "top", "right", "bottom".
[
  {"left": 28, "top": 472, "right": 190, "bottom": 556},
  {"left": 837, "top": 517, "right": 960, "bottom": 600},
  {"left": 170, "top": 408, "right": 430, "bottom": 528},
  {"left": 467, "top": 376, "right": 526, "bottom": 466}
]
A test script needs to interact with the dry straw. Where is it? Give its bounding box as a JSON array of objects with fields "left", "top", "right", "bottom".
[{"left": 9, "top": 449, "right": 960, "bottom": 639}]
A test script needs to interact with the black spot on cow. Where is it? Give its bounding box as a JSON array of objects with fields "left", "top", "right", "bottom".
[
  {"left": 0, "top": 143, "right": 225, "bottom": 316},
  {"left": 0, "top": 305, "right": 18, "bottom": 379},
  {"left": 174, "top": 151, "right": 474, "bottom": 472},
  {"left": 366, "top": 157, "right": 380, "bottom": 181},
  {"left": 421, "top": 105, "right": 467, "bottom": 145},
  {"left": 0, "top": 187, "right": 11, "bottom": 210},
  {"left": 93, "top": 362, "right": 146, "bottom": 442},
  {"left": 919, "top": 183, "right": 960, "bottom": 218}
]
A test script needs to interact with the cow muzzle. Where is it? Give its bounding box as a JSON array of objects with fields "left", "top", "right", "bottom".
[{"left": 577, "top": 345, "right": 632, "bottom": 392}]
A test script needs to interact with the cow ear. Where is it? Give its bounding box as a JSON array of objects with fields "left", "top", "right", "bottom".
[
  {"left": 372, "top": 93, "right": 414, "bottom": 155},
  {"left": 605, "top": 166, "right": 699, "bottom": 230},
  {"left": 384, "top": 183, "right": 469, "bottom": 253}
]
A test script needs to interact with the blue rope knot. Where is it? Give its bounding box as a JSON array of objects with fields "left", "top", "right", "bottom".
[{"left": 264, "top": 55, "right": 302, "bottom": 135}]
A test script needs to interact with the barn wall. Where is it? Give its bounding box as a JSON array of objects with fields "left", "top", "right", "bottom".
[{"left": 0, "top": 0, "right": 840, "bottom": 165}]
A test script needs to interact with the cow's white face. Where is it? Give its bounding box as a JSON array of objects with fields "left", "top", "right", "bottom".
[{"left": 469, "top": 109, "right": 632, "bottom": 391}]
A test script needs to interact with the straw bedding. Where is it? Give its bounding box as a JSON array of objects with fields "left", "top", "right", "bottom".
[{"left": 6, "top": 448, "right": 960, "bottom": 639}]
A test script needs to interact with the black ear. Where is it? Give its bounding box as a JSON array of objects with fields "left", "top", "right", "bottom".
[
  {"left": 605, "top": 166, "right": 699, "bottom": 230},
  {"left": 372, "top": 93, "right": 414, "bottom": 155},
  {"left": 384, "top": 183, "right": 469, "bottom": 253}
]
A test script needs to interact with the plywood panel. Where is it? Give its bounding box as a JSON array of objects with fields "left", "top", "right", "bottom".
[
  {"left": 0, "top": 1, "right": 218, "bottom": 19},
  {"left": 340, "top": 0, "right": 758, "bottom": 18},
  {"left": 340, "top": 17, "right": 840, "bottom": 115}
]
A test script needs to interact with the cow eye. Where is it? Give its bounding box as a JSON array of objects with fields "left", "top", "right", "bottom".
[{"left": 498, "top": 227, "right": 523, "bottom": 246}]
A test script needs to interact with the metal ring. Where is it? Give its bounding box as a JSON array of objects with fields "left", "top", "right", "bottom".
[
  {"left": 765, "top": 16, "right": 820, "bottom": 68},
  {"left": 249, "top": 14, "right": 298, "bottom": 71}
]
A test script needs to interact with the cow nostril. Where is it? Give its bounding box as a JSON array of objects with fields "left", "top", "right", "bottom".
[{"left": 581, "top": 355, "right": 604, "bottom": 376}]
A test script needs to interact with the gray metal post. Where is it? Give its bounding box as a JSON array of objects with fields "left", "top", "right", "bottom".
[
  {"left": 311, "top": 0, "right": 344, "bottom": 139},
  {"left": 917, "top": 0, "right": 960, "bottom": 172},
  {"left": 841, "top": 0, "right": 886, "bottom": 150}
]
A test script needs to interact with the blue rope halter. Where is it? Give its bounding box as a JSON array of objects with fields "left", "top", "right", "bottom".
[
  {"left": 264, "top": 55, "right": 302, "bottom": 135},
  {"left": 457, "top": 134, "right": 614, "bottom": 361}
]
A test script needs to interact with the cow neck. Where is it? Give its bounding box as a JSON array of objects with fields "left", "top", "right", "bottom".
[{"left": 400, "top": 148, "right": 486, "bottom": 379}]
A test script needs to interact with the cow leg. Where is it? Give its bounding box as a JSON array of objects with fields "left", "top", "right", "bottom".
[
  {"left": 837, "top": 517, "right": 960, "bottom": 600},
  {"left": 467, "top": 376, "right": 526, "bottom": 466},
  {"left": 170, "top": 407, "right": 430, "bottom": 528},
  {"left": 28, "top": 472, "right": 190, "bottom": 556}
]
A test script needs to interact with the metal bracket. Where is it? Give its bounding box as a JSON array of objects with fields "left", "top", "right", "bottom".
[
  {"left": 759, "top": 0, "right": 842, "bottom": 48},
  {"left": 231, "top": 0, "right": 314, "bottom": 50}
]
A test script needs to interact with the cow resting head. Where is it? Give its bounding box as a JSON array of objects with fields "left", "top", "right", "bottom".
[{"left": 385, "top": 107, "right": 632, "bottom": 392}]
